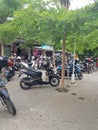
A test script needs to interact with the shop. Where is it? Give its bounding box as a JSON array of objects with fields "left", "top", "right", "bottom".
[{"left": 33, "top": 45, "right": 53, "bottom": 58}]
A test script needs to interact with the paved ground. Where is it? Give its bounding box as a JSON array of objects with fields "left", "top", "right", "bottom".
[{"left": 0, "top": 71, "right": 98, "bottom": 130}]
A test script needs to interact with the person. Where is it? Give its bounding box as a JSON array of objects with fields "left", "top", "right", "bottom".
[
  {"left": 13, "top": 53, "right": 17, "bottom": 63},
  {"left": 24, "top": 53, "right": 28, "bottom": 60},
  {"left": 8, "top": 58, "right": 13, "bottom": 67},
  {"left": 17, "top": 56, "right": 22, "bottom": 62},
  {"left": 9, "top": 53, "right": 17, "bottom": 63},
  {"left": 16, "top": 47, "right": 21, "bottom": 56},
  {"left": 75, "top": 58, "right": 79, "bottom": 64},
  {"left": 44, "top": 57, "right": 50, "bottom": 70}
]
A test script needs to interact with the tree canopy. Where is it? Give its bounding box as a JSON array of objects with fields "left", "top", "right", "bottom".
[{"left": 0, "top": 0, "right": 98, "bottom": 56}]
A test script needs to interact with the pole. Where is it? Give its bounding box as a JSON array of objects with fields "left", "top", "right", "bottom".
[{"left": 71, "top": 40, "right": 76, "bottom": 84}]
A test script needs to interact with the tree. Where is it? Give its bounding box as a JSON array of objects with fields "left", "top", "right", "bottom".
[
  {"left": 1, "top": 0, "right": 98, "bottom": 58},
  {"left": 58, "top": 0, "right": 70, "bottom": 91},
  {"left": 0, "top": 0, "right": 21, "bottom": 24},
  {"left": 60, "top": 0, "right": 70, "bottom": 9},
  {"left": 66, "top": 5, "right": 98, "bottom": 56}
]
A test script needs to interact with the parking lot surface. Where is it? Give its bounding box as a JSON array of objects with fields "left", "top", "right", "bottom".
[{"left": 0, "top": 71, "right": 98, "bottom": 130}]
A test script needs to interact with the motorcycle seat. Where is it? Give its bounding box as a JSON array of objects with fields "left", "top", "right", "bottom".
[
  {"left": 31, "top": 69, "right": 42, "bottom": 76},
  {"left": 21, "top": 62, "right": 42, "bottom": 77},
  {"left": 26, "top": 68, "right": 42, "bottom": 78}
]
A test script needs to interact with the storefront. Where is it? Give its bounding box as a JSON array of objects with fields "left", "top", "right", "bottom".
[{"left": 33, "top": 45, "right": 53, "bottom": 58}]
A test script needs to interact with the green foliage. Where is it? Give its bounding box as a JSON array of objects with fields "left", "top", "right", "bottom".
[
  {"left": 67, "top": 5, "right": 98, "bottom": 54},
  {"left": 0, "top": 0, "right": 22, "bottom": 24},
  {"left": 0, "top": 23, "right": 16, "bottom": 43},
  {"left": 9, "top": 3, "right": 68, "bottom": 47},
  {"left": 3, "top": 0, "right": 20, "bottom": 10},
  {"left": 0, "top": 0, "right": 98, "bottom": 57}
]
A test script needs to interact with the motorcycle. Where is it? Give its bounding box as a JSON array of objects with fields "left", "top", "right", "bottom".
[
  {"left": 0, "top": 78, "right": 16, "bottom": 115},
  {"left": 57, "top": 62, "right": 83, "bottom": 79},
  {"left": 18, "top": 62, "right": 60, "bottom": 90},
  {"left": 4, "top": 62, "right": 21, "bottom": 81},
  {"left": 80, "top": 61, "right": 92, "bottom": 74},
  {"left": 4, "top": 66, "right": 16, "bottom": 81}
]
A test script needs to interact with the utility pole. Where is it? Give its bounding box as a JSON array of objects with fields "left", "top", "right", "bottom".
[{"left": 71, "top": 39, "right": 76, "bottom": 84}]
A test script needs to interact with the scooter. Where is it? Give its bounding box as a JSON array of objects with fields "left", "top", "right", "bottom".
[
  {"left": 0, "top": 78, "right": 16, "bottom": 115},
  {"left": 57, "top": 62, "right": 83, "bottom": 79},
  {"left": 4, "top": 62, "right": 21, "bottom": 81},
  {"left": 4, "top": 66, "right": 16, "bottom": 81},
  {"left": 80, "top": 61, "right": 92, "bottom": 74},
  {"left": 18, "top": 62, "right": 60, "bottom": 90}
]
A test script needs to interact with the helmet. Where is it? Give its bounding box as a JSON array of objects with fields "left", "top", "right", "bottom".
[
  {"left": 75, "top": 58, "right": 79, "bottom": 61},
  {"left": 43, "top": 56, "right": 46, "bottom": 59},
  {"left": 48, "top": 57, "right": 50, "bottom": 60},
  {"left": 17, "top": 56, "right": 21, "bottom": 60},
  {"left": 13, "top": 53, "right": 16, "bottom": 56},
  {"left": 75, "top": 58, "right": 79, "bottom": 63}
]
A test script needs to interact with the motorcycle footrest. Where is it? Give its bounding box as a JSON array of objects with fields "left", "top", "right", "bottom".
[{"left": 42, "top": 81, "right": 49, "bottom": 84}]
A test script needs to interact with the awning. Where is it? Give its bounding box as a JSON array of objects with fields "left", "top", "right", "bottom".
[
  {"left": 34, "top": 45, "right": 53, "bottom": 51},
  {"left": 41, "top": 45, "right": 53, "bottom": 51}
]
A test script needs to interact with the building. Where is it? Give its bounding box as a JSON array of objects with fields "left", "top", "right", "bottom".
[{"left": 33, "top": 45, "right": 53, "bottom": 58}]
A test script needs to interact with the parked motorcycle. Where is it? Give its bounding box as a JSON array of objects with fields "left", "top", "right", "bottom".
[
  {"left": 18, "top": 62, "right": 60, "bottom": 90},
  {"left": 0, "top": 78, "right": 16, "bottom": 115},
  {"left": 4, "top": 62, "right": 21, "bottom": 81},
  {"left": 4, "top": 66, "right": 16, "bottom": 81},
  {"left": 57, "top": 62, "right": 83, "bottom": 79},
  {"left": 80, "top": 57, "right": 98, "bottom": 74}
]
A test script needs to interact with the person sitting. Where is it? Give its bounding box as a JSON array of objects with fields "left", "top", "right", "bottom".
[{"left": 8, "top": 58, "right": 13, "bottom": 67}]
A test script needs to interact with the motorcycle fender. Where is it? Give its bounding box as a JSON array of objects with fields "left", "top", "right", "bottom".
[{"left": 0, "top": 88, "right": 9, "bottom": 99}]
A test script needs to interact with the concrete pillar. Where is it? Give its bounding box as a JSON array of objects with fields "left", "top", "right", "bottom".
[{"left": 1, "top": 43, "right": 4, "bottom": 56}]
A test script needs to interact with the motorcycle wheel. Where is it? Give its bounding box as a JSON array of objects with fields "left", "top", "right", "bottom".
[
  {"left": 77, "top": 72, "right": 83, "bottom": 79},
  {"left": 3, "top": 97, "right": 16, "bottom": 115},
  {"left": 20, "top": 77, "right": 31, "bottom": 90},
  {"left": 49, "top": 76, "right": 59, "bottom": 87},
  {"left": 87, "top": 66, "right": 92, "bottom": 74}
]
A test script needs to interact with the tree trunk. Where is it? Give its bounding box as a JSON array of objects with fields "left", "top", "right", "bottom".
[
  {"left": 60, "top": 34, "right": 66, "bottom": 89},
  {"left": 56, "top": 32, "right": 69, "bottom": 92}
]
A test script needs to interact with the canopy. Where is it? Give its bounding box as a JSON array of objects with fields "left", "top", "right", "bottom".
[
  {"left": 34, "top": 45, "right": 53, "bottom": 51},
  {"left": 41, "top": 45, "right": 53, "bottom": 51}
]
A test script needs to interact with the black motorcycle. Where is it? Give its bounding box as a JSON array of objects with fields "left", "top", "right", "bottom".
[
  {"left": 4, "top": 62, "right": 21, "bottom": 81},
  {"left": 0, "top": 78, "right": 16, "bottom": 115},
  {"left": 18, "top": 62, "right": 60, "bottom": 90},
  {"left": 4, "top": 66, "right": 15, "bottom": 81}
]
